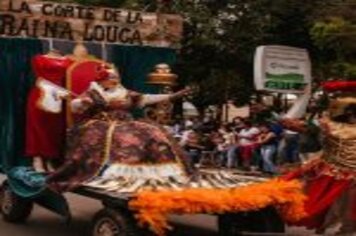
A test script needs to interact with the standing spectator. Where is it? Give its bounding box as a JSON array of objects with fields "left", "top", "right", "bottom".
[
  {"left": 298, "top": 118, "right": 322, "bottom": 163},
  {"left": 183, "top": 130, "right": 204, "bottom": 166},
  {"left": 200, "top": 115, "right": 219, "bottom": 134},
  {"left": 231, "top": 116, "right": 245, "bottom": 132},
  {"left": 224, "top": 117, "right": 245, "bottom": 168},
  {"left": 257, "top": 123, "right": 278, "bottom": 174},
  {"left": 279, "top": 126, "right": 300, "bottom": 164},
  {"left": 268, "top": 120, "right": 284, "bottom": 165},
  {"left": 219, "top": 123, "right": 236, "bottom": 147},
  {"left": 250, "top": 103, "right": 280, "bottom": 124},
  {"left": 163, "top": 121, "right": 175, "bottom": 135},
  {"left": 184, "top": 117, "right": 194, "bottom": 129},
  {"left": 217, "top": 124, "right": 237, "bottom": 168},
  {"left": 179, "top": 124, "right": 194, "bottom": 146},
  {"left": 192, "top": 116, "right": 203, "bottom": 131},
  {"left": 212, "top": 133, "right": 227, "bottom": 167},
  {"left": 237, "top": 121, "right": 260, "bottom": 169},
  {"left": 172, "top": 117, "right": 184, "bottom": 137}
]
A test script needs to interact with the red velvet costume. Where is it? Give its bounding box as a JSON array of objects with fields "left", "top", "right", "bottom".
[{"left": 25, "top": 55, "right": 73, "bottom": 159}]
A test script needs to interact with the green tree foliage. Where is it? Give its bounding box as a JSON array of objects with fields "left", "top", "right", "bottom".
[
  {"left": 175, "top": 0, "right": 320, "bottom": 108},
  {"left": 309, "top": 0, "right": 356, "bottom": 80},
  {"left": 48, "top": 0, "right": 356, "bottom": 108}
]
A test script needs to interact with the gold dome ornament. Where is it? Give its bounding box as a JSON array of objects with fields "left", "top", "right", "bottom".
[{"left": 147, "top": 64, "right": 178, "bottom": 86}]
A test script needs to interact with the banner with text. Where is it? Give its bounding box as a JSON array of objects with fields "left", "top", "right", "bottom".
[
  {"left": 0, "top": 0, "right": 183, "bottom": 48},
  {"left": 254, "top": 45, "right": 312, "bottom": 93}
]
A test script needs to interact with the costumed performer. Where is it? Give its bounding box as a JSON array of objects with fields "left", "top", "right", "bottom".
[
  {"left": 25, "top": 49, "right": 73, "bottom": 172},
  {"left": 46, "top": 64, "right": 273, "bottom": 193},
  {"left": 281, "top": 81, "right": 356, "bottom": 235},
  {"left": 23, "top": 64, "right": 307, "bottom": 235},
  {"left": 46, "top": 64, "right": 195, "bottom": 192}
]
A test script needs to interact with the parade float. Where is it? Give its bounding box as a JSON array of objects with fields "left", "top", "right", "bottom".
[{"left": 0, "top": 1, "right": 306, "bottom": 236}]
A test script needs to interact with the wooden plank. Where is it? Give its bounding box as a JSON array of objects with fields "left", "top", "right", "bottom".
[
  {"left": 73, "top": 186, "right": 132, "bottom": 201},
  {"left": 0, "top": 0, "right": 183, "bottom": 48}
]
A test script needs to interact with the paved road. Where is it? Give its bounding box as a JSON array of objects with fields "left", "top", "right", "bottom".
[
  {"left": 0, "top": 192, "right": 317, "bottom": 236},
  {"left": 0, "top": 175, "right": 315, "bottom": 236}
]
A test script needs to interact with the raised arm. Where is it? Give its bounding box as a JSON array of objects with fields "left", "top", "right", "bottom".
[
  {"left": 137, "top": 88, "right": 192, "bottom": 107},
  {"left": 279, "top": 118, "right": 308, "bottom": 133},
  {"left": 70, "top": 81, "right": 110, "bottom": 114},
  {"left": 278, "top": 85, "right": 313, "bottom": 132},
  {"left": 258, "top": 132, "right": 276, "bottom": 145},
  {"left": 138, "top": 94, "right": 171, "bottom": 107},
  {"left": 283, "top": 85, "right": 312, "bottom": 119}
]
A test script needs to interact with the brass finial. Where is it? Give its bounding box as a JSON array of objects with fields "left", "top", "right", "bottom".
[{"left": 147, "top": 63, "right": 177, "bottom": 86}]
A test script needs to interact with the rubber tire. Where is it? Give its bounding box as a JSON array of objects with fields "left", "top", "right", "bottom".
[
  {"left": 218, "top": 206, "right": 285, "bottom": 236},
  {"left": 91, "top": 208, "right": 145, "bottom": 236},
  {"left": 0, "top": 182, "right": 33, "bottom": 223}
]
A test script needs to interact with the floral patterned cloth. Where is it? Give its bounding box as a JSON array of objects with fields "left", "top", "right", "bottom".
[{"left": 47, "top": 91, "right": 190, "bottom": 192}]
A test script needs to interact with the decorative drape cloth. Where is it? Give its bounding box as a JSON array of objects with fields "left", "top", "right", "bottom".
[
  {"left": 0, "top": 38, "right": 43, "bottom": 171},
  {"left": 283, "top": 119, "right": 356, "bottom": 229}
]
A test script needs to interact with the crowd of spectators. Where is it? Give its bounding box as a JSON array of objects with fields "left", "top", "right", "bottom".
[{"left": 165, "top": 105, "right": 323, "bottom": 175}]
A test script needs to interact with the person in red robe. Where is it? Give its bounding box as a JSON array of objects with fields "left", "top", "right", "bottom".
[{"left": 25, "top": 50, "right": 73, "bottom": 172}]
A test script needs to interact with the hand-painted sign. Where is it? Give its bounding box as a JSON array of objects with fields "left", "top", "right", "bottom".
[
  {"left": 0, "top": 0, "right": 183, "bottom": 48},
  {"left": 254, "top": 45, "right": 312, "bottom": 93}
]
